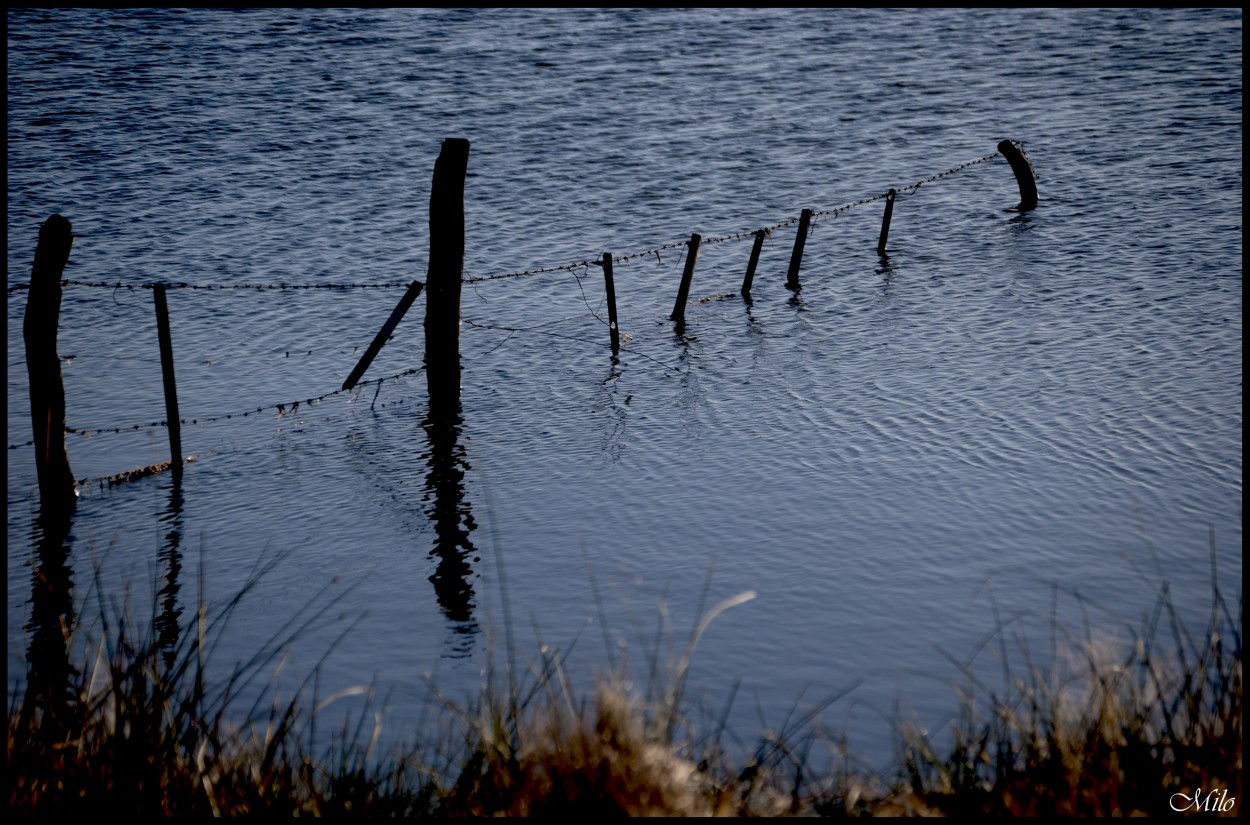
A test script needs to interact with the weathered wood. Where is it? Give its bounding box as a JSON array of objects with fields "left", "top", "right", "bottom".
[
  {"left": 997, "top": 140, "right": 1038, "bottom": 210},
  {"left": 877, "top": 189, "right": 896, "bottom": 255},
  {"left": 343, "top": 280, "right": 425, "bottom": 390},
  {"left": 602, "top": 252, "right": 620, "bottom": 355},
  {"left": 786, "top": 209, "right": 812, "bottom": 290},
  {"left": 424, "top": 138, "right": 471, "bottom": 414},
  {"left": 24, "top": 214, "right": 76, "bottom": 515},
  {"left": 670, "top": 233, "right": 702, "bottom": 324},
  {"left": 153, "top": 283, "right": 183, "bottom": 480},
  {"left": 741, "top": 229, "right": 766, "bottom": 297}
]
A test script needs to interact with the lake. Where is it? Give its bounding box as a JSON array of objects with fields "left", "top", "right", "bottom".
[{"left": 7, "top": 7, "right": 1242, "bottom": 771}]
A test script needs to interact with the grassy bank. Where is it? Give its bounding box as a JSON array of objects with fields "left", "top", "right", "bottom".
[{"left": 7, "top": 564, "right": 1241, "bottom": 816}]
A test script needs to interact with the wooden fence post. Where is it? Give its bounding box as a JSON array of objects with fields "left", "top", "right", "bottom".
[
  {"left": 741, "top": 229, "right": 766, "bottom": 298},
  {"left": 786, "top": 209, "right": 812, "bottom": 290},
  {"left": 602, "top": 252, "right": 620, "bottom": 355},
  {"left": 24, "top": 214, "right": 76, "bottom": 515},
  {"left": 152, "top": 283, "right": 183, "bottom": 480},
  {"left": 424, "top": 138, "right": 471, "bottom": 414},
  {"left": 997, "top": 140, "right": 1038, "bottom": 210},
  {"left": 670, "top": 233, "right": 701, "bottom": 325},
  {"left": 877, "top": 189, "right": 896, "bottom": 255}
]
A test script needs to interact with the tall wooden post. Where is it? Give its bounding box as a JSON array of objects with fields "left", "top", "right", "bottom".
[
  {"left": 877, "top": 189, "right": 896, "bottom": 255},
  {"left": 424, "top": 138, "right": 471, "bottom": 415},
  {"left": 153, "top": 284, "right": 183, "bottom": 480},
  {"left": 786, "top": 208, "right": 812, "bottom": 290},
  {"left": 997, "top": 140, "right": 1038, "bottom": 210},
  {"left": 602, "top": 252, "right": 620, "bottom": 355},
  {"left": 670, "top": 233, "right": 702, "bottom": 325},
  {"left": 24, "top": 214, "right": 76, "bottom": 515}
]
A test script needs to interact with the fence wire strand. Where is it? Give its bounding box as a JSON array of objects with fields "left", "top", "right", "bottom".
[{"left": 8, "top": 145, "right": 1012, "bottom": 296}]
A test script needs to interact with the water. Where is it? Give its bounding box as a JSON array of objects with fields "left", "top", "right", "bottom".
[{"left": 7, "top": 8, "right": 1242, "bottom": 771}]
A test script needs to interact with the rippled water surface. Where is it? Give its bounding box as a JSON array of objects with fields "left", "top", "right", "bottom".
[{"left": 7, "top": 8, "right": 1241, "bottom": 769}]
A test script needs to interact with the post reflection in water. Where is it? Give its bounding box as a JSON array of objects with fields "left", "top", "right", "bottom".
[
  {"left": 21, "top": 508, "right": 77, "bottom": 743},
  {"left": 154, "top": 480, "right": 185, "bottom": 671},
  {"left": 420, "top": 401, "right": 480, "bottom": 652}
]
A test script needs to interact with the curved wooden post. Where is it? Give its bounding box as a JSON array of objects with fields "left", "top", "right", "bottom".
[
  {"left": 424, "top": 138, "right": 471, "bottom": 415},
  {"left": 997, "top": 140, "right": 1038, "bottom": 210},
  {"left": 24, "top": 214, "right": 76, "bottom": 515}
]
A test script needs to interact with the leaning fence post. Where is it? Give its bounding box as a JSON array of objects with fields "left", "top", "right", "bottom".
[
  {"left": 424, "top": 138, "right": 471, "bottom": 414},
  {"left": 343, "top": 280, "right": 425, "bottom": 391},
  {"left": 24, "top": 214, "right": 77, "bottom": 515},
  {"left": 786, "top": 209, "right": 812, "bottom": 290},
  {"left": 996, "top": 140, "right": 1038, "bottom": 210},
  {"left": 601, "top": 252, "right": 620, "bottom": 355},
  {"left": 670, "top": 233, "right": 701, "bottom": 325},
  {"left": 152, "top": 283, "right": 183, "bottom": 480},
  {"left": 741, "top": 229, "right": 766, "bottom": 298},
  {"left": 877, "top": 189, "right": 896, "bottom": 255}
]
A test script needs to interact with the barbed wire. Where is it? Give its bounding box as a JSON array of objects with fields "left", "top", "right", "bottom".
[
  {"left": 463, "top": 258, "right": 601, "bottom": 284},
  {"left": 3, "top": 364, "right": 425, "bottom": 449},
  {"left": 7, "top": 147, "right": 1012, "bottom": 297},
  {"left": 464, "top": 316, "right": 681, "bottom": 374},
  {"left": 71, "top": 380, "right": 424, "bottom": 491}
]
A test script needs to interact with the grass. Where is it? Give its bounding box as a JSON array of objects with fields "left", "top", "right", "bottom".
[{"left": 7, "top": 547, "right": 1242, "bottom": 816}]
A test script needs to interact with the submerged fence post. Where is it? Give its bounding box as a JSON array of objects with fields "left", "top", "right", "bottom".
[
  {"left": 877, "top": 189, "right": 896, "bottom": 255},
  {"left": 24, "top": 214, "right": 76, "bottom": 515},
  {"left": 152, "top": 283, "right": 183, "bottom": 481},
  {"left": 670, "top": 233, "right": 701, "bottom": 325},
  {"left": 786, "top": 209, "right": 812, "bottom": 290},
  {"left": 602, "top": 252, "right": 620, "bottom": 355},
  {"left": 741, "top": 229, "right": 766, "bottom": 298},
  {"left": 997, "top": 140, "right": 1038, "bottom": 210},
  {"left": 424, "top": 138, "right": 471, "bottom": 414}
]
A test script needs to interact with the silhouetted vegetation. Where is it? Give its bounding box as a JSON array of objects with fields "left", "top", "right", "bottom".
[{"left": 8, "top": 556, "right": 1241, "bottom": 816}]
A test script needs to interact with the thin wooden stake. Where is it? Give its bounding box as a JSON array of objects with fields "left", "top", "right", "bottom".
[
  {"left": 997, "top": 139, "right": 1038, "bottom": 210},
  {"left": 877, "top": 189, "right": 896, "bottom": 255},
  {"left": 741, "top": 229, "right": 766, "bottom": 297},
  {"left": 343, "top": 280, "right": 425, "bottom": 390},
  {"left": 602, "top": 252, "right": 620, "bottom": 355},
  {"left": 24, "top": 214, "right": 76, "bottom": 515},
  {"left": 670, "top": 233, "right": 701, "bottom": 324},
  {"left": 153, "top": 283, "right": 183, "bottom": 480},
  {"left": 786, "top": 209, "right": 812, "bottom": 290}
]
